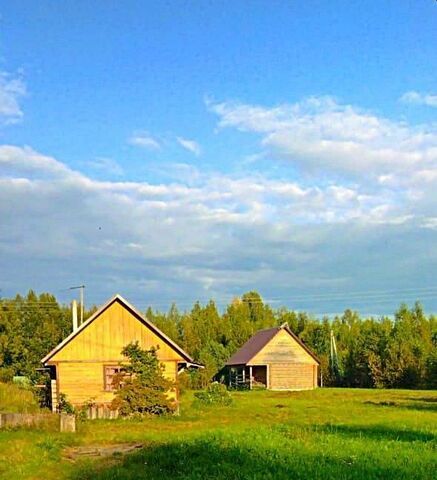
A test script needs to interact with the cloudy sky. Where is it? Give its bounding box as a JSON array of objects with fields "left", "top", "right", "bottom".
[{"left": 0, "top": 2, "right": 436, "bottom": 314}]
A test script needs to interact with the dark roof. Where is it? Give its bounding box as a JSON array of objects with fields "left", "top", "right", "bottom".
[
  {"left": 225, "top": 325, "right": 320, "bottom": 365},
  {"left": 226, "top": 327, "right": 280, "bottom": 365}
]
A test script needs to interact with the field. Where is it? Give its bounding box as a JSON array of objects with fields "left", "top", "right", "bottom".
[{"left": 0, "top": 386, "right": 436, "bottom": 480}]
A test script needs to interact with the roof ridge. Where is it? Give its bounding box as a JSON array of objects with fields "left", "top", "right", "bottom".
[
  {"left": 41, "top": 294, "right": 194, "bottom": 364},
  {"left": 226, "top": 323, "right": 320, "bottom": 366}
]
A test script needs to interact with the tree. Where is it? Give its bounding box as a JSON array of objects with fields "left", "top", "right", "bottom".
[{"left": 111, "top": 342, "right": 175, "bottom": 416}]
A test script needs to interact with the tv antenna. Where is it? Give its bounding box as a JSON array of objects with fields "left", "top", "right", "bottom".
[{"left": 69, "top": 285, "right": 85, "bottom": 325}]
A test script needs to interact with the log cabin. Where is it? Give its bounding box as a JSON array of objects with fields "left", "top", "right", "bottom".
[
  {"left": 226, "top": 323, "right": 320, "bottom": 390},
  {"left": 41, "top": 294, "right": 200, "bottom": 411}
]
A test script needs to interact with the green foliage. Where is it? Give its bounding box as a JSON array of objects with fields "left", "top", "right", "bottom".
[
  {"left": 0, "top": 290, "right": 435, "bottom": 393},
  {"left": 111, "top": 342, "right": 175, "bottom": 416},
  {"left": 0, "top": 381, "right": 41, "bottom": 413},
  {"left": 194, "top": 382, "right": 233, "bottom": 406},
  {"left": 0, "top": 290, "right": 92, "bottom": 382},
  {"left": 57, "top": 393, "right": 75, "bottom": 414}
]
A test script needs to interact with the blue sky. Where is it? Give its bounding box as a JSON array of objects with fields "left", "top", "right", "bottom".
[{"left": 0, "top": 1, "right": 436, "bottom": 314}]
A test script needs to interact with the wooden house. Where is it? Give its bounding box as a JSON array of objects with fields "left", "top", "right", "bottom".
[
  {"left": 42, "top": 294, "right": 199, "bottom": 411},
  {"left": 226, "top": 324, "right": 320, "bottom": 390}
]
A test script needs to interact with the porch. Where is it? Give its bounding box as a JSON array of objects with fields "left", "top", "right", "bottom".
[{"left": 228, "top": 365, "right": 269, "bottom": 389}]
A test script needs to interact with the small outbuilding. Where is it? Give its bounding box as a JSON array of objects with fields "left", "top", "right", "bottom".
[{"left": 226, "top": 323, "right": 320, "bottom": 390}]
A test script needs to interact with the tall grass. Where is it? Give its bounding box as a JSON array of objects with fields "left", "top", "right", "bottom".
[{"left": 0, "top": 382, "right": 41, "bottom": 413}]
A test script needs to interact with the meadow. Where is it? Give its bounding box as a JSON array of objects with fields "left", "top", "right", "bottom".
[{"left": 0, "top": 384, "right": 436, "bottom": 480}]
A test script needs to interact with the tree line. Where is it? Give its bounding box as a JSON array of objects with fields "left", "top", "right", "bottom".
[{"left": 0, "top": 290, "right": 435, "bottom": 389}]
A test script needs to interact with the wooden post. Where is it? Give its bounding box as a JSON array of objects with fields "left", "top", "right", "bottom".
[
  {"left": 97, "top": 404, "right": 104, "bottom": 419},
  {"left": 242, "top": 366, "right": 245, "bottom": 386},
  {"left": 90, "top": 406, "right": 97, "bottom": 420},
  {"left": 266, "top": 364, "right": 270, "bottom": 390},
  {"left": 249, "top": 366, "right": 253, "bottom": 390},
  {"left": 50, "top": 379, "right": 58, "bottom": 412},
  {"left": 60, "top": 413, "right": 76, "bottom": 433}
]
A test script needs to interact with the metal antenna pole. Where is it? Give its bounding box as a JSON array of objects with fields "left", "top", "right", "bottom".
[
  {"left": 80, "top": 286, "right": 84, "bottom": 325},
  {"left": 69, "top": 285, "right": 85, "bottom": 325}
]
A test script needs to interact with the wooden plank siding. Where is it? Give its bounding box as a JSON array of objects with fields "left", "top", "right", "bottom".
[
  {"left": 249, "top": 329, "right": 317, "bottom": 366},
  {"left": 249, "top": 329, "right": 318, "bottom": 391},
  {"left": 56, "top": 361, "right": 178, "bottom": 405},
  {"left": 269, "top": 364, "right": 317, "bottom": 390},
  {"left": 46, "top": 299, "right": 184, "bottom": 406},
  {"left": 50, "top": 301, "right": 183, "bottom": 362}
]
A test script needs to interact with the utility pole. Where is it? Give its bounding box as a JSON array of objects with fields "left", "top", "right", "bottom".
[
  {"left": 330, "top": 329, "right": 339, "bottom": 381},
  {"left": 69, "top": 285, "right": 85, "bottom": 325}
]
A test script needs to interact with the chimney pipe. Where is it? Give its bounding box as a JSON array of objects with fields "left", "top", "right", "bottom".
[{"left": 72, "top": 299, "right": 78, "bottom": 332}]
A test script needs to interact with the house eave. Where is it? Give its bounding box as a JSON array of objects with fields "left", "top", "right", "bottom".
[{"left": 41, "top": 294, "right": 195, "bottom": 365}]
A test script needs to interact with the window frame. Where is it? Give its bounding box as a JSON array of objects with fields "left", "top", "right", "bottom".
[{"left": 103, "top": 365, "right": 125, "bottom": 392}]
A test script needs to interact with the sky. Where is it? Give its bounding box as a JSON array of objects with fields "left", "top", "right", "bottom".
[{"left": 0, "top": 1, "right": 436, "bottom": 315}]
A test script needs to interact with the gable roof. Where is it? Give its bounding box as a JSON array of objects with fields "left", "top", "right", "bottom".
[
  {"left": 226, "top": 324, "right": 320, "bottom": 365},
  {"left": 42, "top": 294, "right": 194, "bottom": 364}
]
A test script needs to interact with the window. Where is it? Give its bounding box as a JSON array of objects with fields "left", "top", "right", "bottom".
[{"left": 104, "top": 366, "right": 125, "bottom": 391}]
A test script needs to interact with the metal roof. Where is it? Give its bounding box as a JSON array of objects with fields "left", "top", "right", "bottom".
[{"left": 226, "top": 327, "right": 280, "bottom": 365}]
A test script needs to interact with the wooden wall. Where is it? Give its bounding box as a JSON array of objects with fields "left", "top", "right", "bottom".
[
  {"left": 56, "top": 360, "right": 177, "bottom": 405},
  {"left": 249, "top": 329, "right": 317, "bottom": 366},
  {"left": 249, "top": 329, "right": 318, "bottom": 390},
  {"left": 50, "top": 300, "right": 183, "bottom": 362},
  {"left": 269, "top": 364, "right": 317, "bottom": 390},
  {"left": 48, "top": 300, "right": 182, "bottom": 405}
]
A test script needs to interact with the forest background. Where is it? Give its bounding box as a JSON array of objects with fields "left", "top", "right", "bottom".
[{"left": 0, "top": 290, "right": 435, "bottom": 390}]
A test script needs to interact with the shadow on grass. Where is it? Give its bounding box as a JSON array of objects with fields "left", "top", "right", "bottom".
[
  {"left": 364, "top": 400, "right": 437, "bottom": 413},
  {"left": 313, "top": 424, "right": 436, "bottom": 443},
  {"left": 409, "top": 397, "right": 437, "bottom": 403},
  {"left": 70, "top": 436, "right": 420, "bottom": 480}
]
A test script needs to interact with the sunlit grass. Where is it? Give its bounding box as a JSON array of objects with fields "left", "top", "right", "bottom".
[{"left": 0, "top": 388, "right": 436, "bottom": 479}]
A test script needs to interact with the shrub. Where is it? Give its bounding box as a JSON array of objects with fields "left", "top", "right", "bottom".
[
  {"left": 111, "top": 342, "right": 175, "bottom": 416},
  {"left": 0, "top": 367, "right": 15, "bottom": 383},
  {"left": 76, "top": 397, "right": 97, "bottom": 420},
  {"left": 194, "top": 382, "right": 232, "bottom": 406},
  {"left": 0, "top": 381, "right": 41, "bottom": 413},
  {"left": 177, "top": 368, "right": 205, "bottom": 391},
  {"left": 58, "top": 393, "right": 75, "bottom": 414}
]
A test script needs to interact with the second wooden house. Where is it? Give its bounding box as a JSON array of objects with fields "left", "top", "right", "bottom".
[{"left": 226, "top": 323, "right": 320, "bottom": 390}]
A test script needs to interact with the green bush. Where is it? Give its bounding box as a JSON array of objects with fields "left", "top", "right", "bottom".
[
  {"left": 194, "top": 382, "right": 232, "bottom": 406},
  {"left": 0, "top": 367, "right": 15, "bottom": 383},
  {"left": 57, "top": 393, "right": 75, "bottom": 414},
  {"left": 111, "top": 342, "right": 175, "bottom": 416},
  {"left": 0, "top": 381, "right": 41, "bottom": 413}
]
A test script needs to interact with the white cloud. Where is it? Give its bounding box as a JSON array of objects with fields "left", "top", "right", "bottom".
[
  {"left": 128, "top": 131, "right": 161, "bottom": 149},
  {"left": 400, "top": 91, "right": 437, "bottom": 108},
  {"left": 177, "top": 136, "right": 201, "bottom": 156},
  {"left": 88, "top": 157, "right": 124, "bottom": 176},
  {"left": 1, "top": 144, "right": 436, "bottom": 314},
  {"left": 0, "top": 145, "right": 80, "bottom": 179},
  {"left": 0, "top": 72, "right": 26, "bottom": 124},
  {"left": 209, "top": 96, "right": 437, "bottom": 178},
  {"left": 2, "top": 89, "right": 437, "bottom": 312}
]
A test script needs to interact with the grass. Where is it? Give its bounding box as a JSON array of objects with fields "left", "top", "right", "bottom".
[
  {"left": 0, "top": 388, "right": 436, "bottom": 479},
  {"left": 0, "top": 382, "right": 41, "bottom": 413}
]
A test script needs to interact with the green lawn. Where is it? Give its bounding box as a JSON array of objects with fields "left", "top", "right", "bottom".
[{"left": 0, "top": 388, "right": 436, "bottom": 479}]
